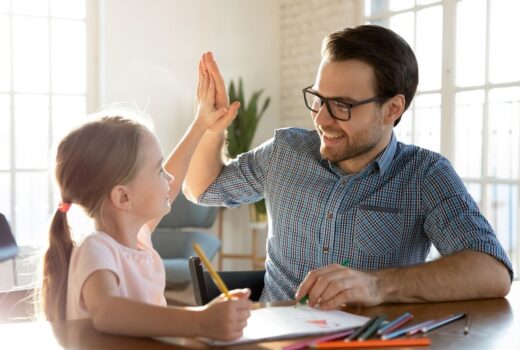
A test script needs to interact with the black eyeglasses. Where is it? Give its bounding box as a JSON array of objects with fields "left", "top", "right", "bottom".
[{"left": 302, "top": 85, "right": 384, "bottom": 121}]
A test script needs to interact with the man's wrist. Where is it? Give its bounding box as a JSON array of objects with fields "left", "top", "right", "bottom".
[{"left": 374, "top": 268, "right": 400, "bottom": 304}]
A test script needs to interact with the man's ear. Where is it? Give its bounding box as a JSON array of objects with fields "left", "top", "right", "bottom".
[
  {"left": 109, "top": 185, "right": 131, "bottom": 211},
  {"left": 383, "top": 94, "right": 405, "bottom": 125}
]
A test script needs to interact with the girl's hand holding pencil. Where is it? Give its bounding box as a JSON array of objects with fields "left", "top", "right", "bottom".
[
  {"left": 193, "top": 243, "right": 253, "bottom": 341},
  {"left": 196, "top": 288, "right": 252, "bottom": 341}
]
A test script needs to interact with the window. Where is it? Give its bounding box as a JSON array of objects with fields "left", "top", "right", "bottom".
[
  {"left": 0, "top": 0, "right": 88, "bottom": 250},
  {"left": 365, "top": 0, "right": 520, "bottom": 277}
]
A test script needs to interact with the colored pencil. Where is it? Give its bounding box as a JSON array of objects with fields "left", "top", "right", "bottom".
[
  {"left": 377, "top": 312, "right": 413, "bottom": 335},
  {"left": 420, "top": 313, "right": 466, "bottom": 333},
  {"left": 193, "top": 243, "right": 230, "bottom": 298},
  {"left": 381, "top": 320, "right": 434, "bottom": 340},
  {"left": 346, "top": 315, "right": 379, "bottom": 341},
  {"left": 313, "top": 337, "right": 431, "bottom": 348},
  {"left": 358, "top": 315, "right": 387, "bottom": 341},
  {"left": 282, "top": 329, "right": 355, "bottom": 350},
  {"left": 464, "top": 312, "right": 472, "bottom": 335}
]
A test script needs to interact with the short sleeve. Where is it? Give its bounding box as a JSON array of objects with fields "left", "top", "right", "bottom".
[{"left": 69, "top": 235, "right": 122, "bottom": 300}]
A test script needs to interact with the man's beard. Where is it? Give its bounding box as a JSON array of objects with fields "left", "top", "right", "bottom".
[{"left": 320, "top": 137, "right": 379, "bottom": 162}]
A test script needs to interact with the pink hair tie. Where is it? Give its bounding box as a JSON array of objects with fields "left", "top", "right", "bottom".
[{"left": 58, "top": 202, "right": 72, "bottom": 213}]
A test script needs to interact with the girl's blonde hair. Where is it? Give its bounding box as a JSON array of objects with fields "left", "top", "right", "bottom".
[{"left": 41, "top": 116, "right": 146, "bottom": 321}]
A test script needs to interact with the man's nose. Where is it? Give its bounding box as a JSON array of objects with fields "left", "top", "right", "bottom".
[{"left": 314, "top": 102, "right": 334, "bottom": 125}]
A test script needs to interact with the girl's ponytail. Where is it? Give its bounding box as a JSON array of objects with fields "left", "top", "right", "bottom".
[{"left": 41, "top": 206, "right": 74, "bottom": 321}]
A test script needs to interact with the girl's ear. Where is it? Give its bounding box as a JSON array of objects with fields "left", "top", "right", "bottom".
[
  {"left": 109, "top": 185, "right": 131, "bottom": 211},
  {"left": 383, "top": 94, "right": 405, "bottom": 125}
]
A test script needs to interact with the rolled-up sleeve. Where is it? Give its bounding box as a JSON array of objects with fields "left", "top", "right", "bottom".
[{"left": 422, "top": 157, "right": 514, "bottom": 280}]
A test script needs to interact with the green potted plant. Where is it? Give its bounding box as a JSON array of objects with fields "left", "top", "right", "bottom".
[{"left": 226, "top": 78, "right": 270, "bottom": 221}]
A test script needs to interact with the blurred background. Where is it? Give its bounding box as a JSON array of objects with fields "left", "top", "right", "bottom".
[{"left": 1, "top": 0, "right": 519, "bottom": 292}]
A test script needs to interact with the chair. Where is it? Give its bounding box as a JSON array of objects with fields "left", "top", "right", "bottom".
[
  {"left": 0, "top": 213, "right": 19, "bottom": 263},
  {"left": 151, "top": 193, "right": 220, "bottom": 288},
  {"left": 0, "top": 213, "right": 19, "bottom": 286},
  {"left": 189, "top": 256, "right": 266, "bottom": 305}
]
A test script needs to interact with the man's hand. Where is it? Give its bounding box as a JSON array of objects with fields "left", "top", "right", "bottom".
[{"left": 295, "top": 264, "right": 383, "bottom": 310}]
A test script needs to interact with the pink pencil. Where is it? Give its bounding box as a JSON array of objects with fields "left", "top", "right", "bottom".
[{"left": 282, "top": 329, "right": 356, "bottom": 350}]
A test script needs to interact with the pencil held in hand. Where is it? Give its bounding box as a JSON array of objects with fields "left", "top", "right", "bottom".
[{"left": 193, "top": 243, "right": 231, "bottom": 298}]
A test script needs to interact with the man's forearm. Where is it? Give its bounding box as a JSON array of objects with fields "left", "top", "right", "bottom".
[
  {"left": 376, "top": 251, "right": 511, "bottom": 303},
  {"left": 183, "top": 130, "right": 227, "bottom": 201}
]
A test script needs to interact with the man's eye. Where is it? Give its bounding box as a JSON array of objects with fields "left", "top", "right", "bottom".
[{"left": 332, "top": 101, "right": 350, "bottom": 112}]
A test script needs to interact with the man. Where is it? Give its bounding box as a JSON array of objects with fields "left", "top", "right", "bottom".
[{"left": 184, "top": 25, "right": 513, "bottom": 308}]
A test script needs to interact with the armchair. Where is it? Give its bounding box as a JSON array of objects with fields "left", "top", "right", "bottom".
[{"left": 151, "top": 194, "right": 220, "bottom": 288}]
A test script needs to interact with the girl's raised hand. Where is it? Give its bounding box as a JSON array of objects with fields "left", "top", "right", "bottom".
[
  {"left": 195, "top": 53, "right": 232, "bottom": 129},
  {"left": 198, "top": 52, "right": 240, "bottom": 134}
]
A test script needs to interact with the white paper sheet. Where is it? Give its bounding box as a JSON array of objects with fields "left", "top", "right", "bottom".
[{"left": 156, "top": 305, "right": 369, "bottom": 346}]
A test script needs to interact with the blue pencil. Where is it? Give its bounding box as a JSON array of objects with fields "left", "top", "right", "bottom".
[
  {"left": 381, "top": 320, "right": 435, "bottom": 340},
  {"left": 377, "top": 312, "right": 413, "bottom": 335},
  {"left": 420, "top": 313, "right": 466, "bottom": 333}
]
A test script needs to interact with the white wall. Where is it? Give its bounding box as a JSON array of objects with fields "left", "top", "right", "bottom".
[
  {"left": 98, "top": 0, "right": 280, "bottom": 153},
  {"left": 280, "top": 0, "right": 362, "bottom": 129}
]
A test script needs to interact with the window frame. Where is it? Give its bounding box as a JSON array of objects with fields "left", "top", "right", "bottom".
[
  {"left": 364, "top": 0, "right": 520, "bottom": 277},
  {"left": 0, "top": 0, "right": 98, "bottom": 289}
]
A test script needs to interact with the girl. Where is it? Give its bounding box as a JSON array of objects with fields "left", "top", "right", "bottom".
[{"left": 39, "top": 53, "right": 249, "bottom": 341}]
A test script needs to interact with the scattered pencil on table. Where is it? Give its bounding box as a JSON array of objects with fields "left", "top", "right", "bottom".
[
  {"left": 463, "top": 312, "right": 472, "bottom": 335},
  {"left": 420, "top": 313, "right": 466, "bottom": 333},
  {"left": 311, "top": 337, "right": 431, "bottom": 348},
  {"left": 381, "top": 319, "right": 433, "bottom": 340},
  {"left": 377, "top": 312, "right": 413, "bottom": 335},
  {"left": 357, "top": 315, "right": 386, "bottom": 341},
  {"left": 345, "top": 315, "right": 379, "bottom": 341},
  {"left": 282, "top": 329, "right": 355, "bottom": 350}
]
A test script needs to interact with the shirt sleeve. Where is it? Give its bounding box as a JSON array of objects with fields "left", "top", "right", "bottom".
[
  {"left": 71, "top": 235, "right": 122, "bottom": 293},
  {"left": 199, "top": 136, "right": 275, "bottom": 208},
  {"left": 421, "top": 156, "right": 514, "bottom": 280}
]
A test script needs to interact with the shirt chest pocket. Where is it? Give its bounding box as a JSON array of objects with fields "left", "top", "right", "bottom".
[{"left": 353, "top": 205, "right": 403, "bottom": 256}]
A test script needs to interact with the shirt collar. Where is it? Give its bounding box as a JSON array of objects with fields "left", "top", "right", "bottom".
[
  {"left": 373, "top": 132, "right": 397, "bottom": 175},
  {"left": 321, "top": 132, "right": 397, "bottom": 176}
]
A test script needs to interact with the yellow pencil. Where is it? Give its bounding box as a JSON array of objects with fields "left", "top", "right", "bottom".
[{"left": 193, "top": 243, "right": 231, "bottom": 299}]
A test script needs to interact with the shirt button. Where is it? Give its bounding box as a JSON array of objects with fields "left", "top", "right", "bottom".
[
  {"left": 341, "top": 180, "right": 346, "bottom": 186},
  {"left": 323, "top": 247, "right": 329, "bottom": 253},
  {"left": 327, "top": 212, "right": 333, "bottom": 219}
]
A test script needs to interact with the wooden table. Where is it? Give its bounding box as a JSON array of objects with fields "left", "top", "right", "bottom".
[{"left": 1, "top": 282, "right": 519, "bottom": 349}]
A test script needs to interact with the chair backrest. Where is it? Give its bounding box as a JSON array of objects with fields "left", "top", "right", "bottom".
[
  {"left": 158, "top": 193, "right": 217, "bottom": 229},
  {"left": 188, "top": 256, "right": 265, "bottom": 305},
  {"left": 0, "top": 214, "right": 19, "bottom": 263}
]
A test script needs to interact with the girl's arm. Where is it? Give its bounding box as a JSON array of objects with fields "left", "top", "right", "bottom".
[
  {"left": 145, "top": 53, "right": 236, "bottom": 232},
  {"left": 82, "top": 270, "right": 251, "bottom": 340}
]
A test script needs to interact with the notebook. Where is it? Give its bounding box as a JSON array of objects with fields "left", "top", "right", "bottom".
[{"left": 156, "top": 305, "right": 369, "bottom": 346}]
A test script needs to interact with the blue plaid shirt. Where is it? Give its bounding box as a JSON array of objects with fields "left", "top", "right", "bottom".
[{"left": 199, "top": 128, "right": 513, "bottom": 301}]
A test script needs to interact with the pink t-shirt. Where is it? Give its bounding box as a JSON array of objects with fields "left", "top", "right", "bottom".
[{"left": 66, "top": 226, "right": 166, "bottom": 320}]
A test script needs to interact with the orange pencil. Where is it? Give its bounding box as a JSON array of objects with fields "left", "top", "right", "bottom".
[{"left": 313, "top": 337, "right": 431, "bottom": 348}]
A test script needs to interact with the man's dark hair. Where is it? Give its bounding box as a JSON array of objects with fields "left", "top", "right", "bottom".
[{"left": 322, "top": 25, "right": 418, "bottom": 126}]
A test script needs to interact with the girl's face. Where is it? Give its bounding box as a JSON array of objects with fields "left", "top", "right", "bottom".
[{"left": 127, "top": 129, "right": 173, "bottom": 221}]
